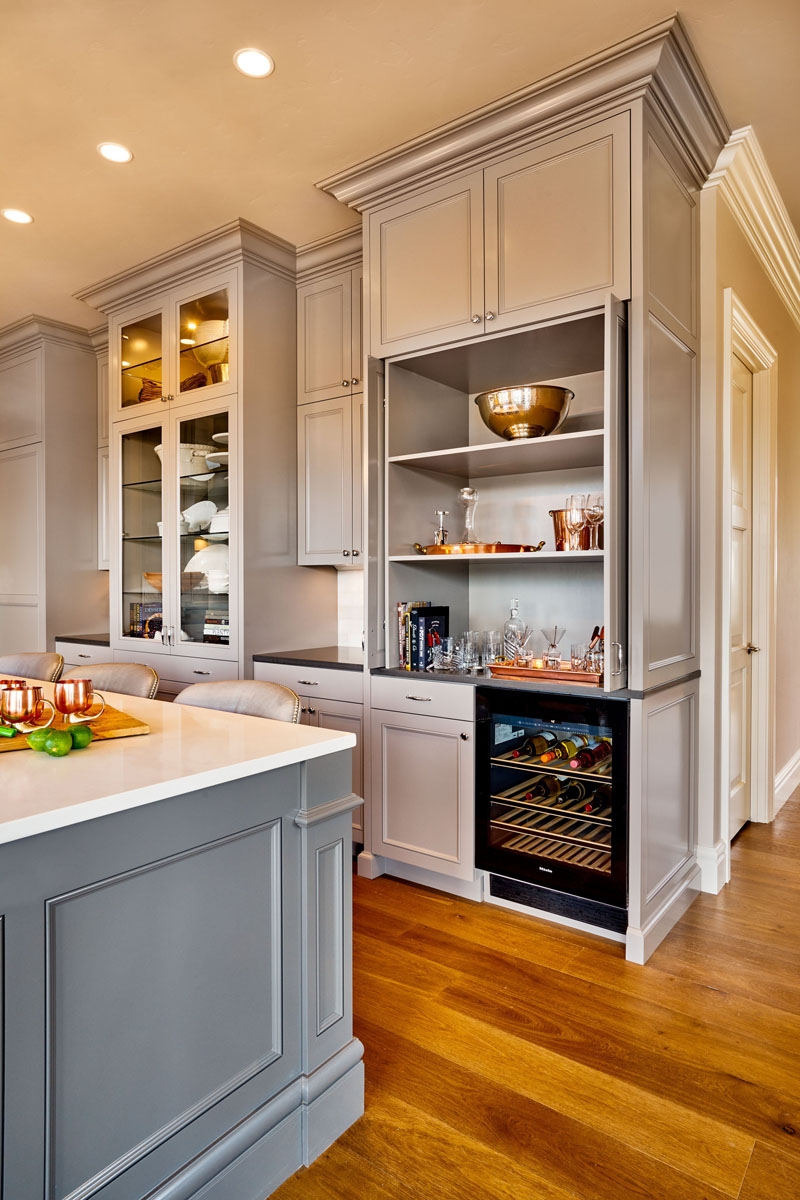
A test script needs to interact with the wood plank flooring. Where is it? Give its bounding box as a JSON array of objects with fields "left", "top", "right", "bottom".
[{"left": 274, "top": 797, "right": 800, "bottom": 1199}]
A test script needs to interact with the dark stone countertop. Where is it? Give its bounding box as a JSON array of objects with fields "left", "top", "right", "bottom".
[
  {"left": 54, "top": 633, "right": 110, "bottom": 646},
  {"left": 253, "top": 646, "right": 364, "bottom": 672}
]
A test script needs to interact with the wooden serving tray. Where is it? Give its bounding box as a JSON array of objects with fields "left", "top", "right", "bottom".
[
  {"left": 0, "top": 702, "right": 149, "bottom": 752},
  {"left": 488, "top": 662, "right": 602, "bottom": 686}
]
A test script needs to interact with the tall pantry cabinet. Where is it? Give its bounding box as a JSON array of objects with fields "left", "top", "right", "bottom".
[
  {"left": 320, "top": 17, "right": 729, "bottom": 961},
  {"left": 0, "top": 318, "right": 107, "bottom": 654},
  {"left": 76, "top": 220, "right": 339, "bottom": 690}
]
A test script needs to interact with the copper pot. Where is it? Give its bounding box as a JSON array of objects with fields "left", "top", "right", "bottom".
[{"left": 549, "top": 509, "right": 594, "bottom": 551}]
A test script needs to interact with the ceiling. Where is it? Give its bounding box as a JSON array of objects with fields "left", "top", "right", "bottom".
[{"left": 2, "top": 0, "right": 799, "bottom": 332}]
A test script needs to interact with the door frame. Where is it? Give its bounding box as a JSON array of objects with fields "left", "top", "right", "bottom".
[{"left": 720, "top": 290, "right": 777, "bottom": 859}]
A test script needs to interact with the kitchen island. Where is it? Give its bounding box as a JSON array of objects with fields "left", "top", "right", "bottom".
[{"left": 0, "top": 683, "right": 363, "bottom": 1200}]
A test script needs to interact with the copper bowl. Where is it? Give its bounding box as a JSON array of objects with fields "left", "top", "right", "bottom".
[{"left": 474, "top": 384, "right": 573, "bottom": 440}]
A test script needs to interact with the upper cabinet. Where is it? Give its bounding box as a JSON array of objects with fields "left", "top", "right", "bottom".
[
  {"left": 111, "top": 270, "right": 237, "bottom": 421},
  {"left": 368, "top": 115, "right": 630, "bottom": 358},
  {"left": 297, "top": 266, "right": 363, "bottom": 403}
]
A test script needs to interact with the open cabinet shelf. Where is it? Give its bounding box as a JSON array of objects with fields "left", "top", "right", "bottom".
[
  {"left": 389, "top": 551, "right": 604, "bottom": 563},
  {"left": 388, "top": 428, "right": 604, "bottom": 478}
]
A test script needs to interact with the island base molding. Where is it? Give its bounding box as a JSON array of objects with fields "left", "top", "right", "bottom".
[{"left": 145, "top": 1042, "right": 365, "bottom": 1200}]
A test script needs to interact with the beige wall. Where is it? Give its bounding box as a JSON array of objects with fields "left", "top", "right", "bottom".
[{"left": 700, "top": 188, "right": 800, "bottom": 859}]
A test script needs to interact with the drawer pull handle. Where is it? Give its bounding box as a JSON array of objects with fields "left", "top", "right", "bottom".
[
  {"left": 193, "top": 670, "right": 211, "bottom": 676},
  {"left": 78, "top": 653, "right": 91, "bottom": 659},
  {"left": 297, "top": 680, "right": 318, "bottom": 686},
  {"left": 405, "top": 695, "right": 431, "bottom": 702}
]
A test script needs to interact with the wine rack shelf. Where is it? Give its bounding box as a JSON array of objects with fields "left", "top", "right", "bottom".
[
  {"left": 491, "top": 827, "right": 611, "bottom": 873},
  {"left": 491, "top": 750, "right": 613, "bottom": 784}
]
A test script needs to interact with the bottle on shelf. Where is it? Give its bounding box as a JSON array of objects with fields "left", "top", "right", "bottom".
[
  {"left": 510, "top": 731, "right": 558, "bottom": 759},
  {"left": 503, "top": 598, "right": 526, "bottom": 660},
  {"left": 524, "top": 776, "right": 562, "bottom": 802},
  {"left": 561, "top": 780, "right": 590, "bottom": 801},
  {"left": 540, "top": 734, "right": 590, "bottom": 763},
  {"left": 568, "top": 740, "right": 612, "bottom": 770},
  {"left": 582, "top": 785, "right": 612, "bottom": 814}
]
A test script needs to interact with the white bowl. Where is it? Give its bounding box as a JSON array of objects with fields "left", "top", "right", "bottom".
[
  {"left": 182, "top": 499, "right": 217, "bottom": 532},
  {"left": 155, "top": 443, "right": 217, "bottom": 476}
]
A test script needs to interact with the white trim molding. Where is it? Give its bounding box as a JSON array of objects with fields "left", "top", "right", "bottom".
[
  {"left": 0, "top": 314, "right": 93, "bottom": 360},
  {"left": 775, "top": 747, "right": 800, "bottom": 814},
  {"left": 705, "top": 128, "right": 800, "bottom": 332},
  {"left": 696, "top": 839, "right": 728, "bottom": 894},
  {"left": 318, "top": 16, "right": 728, "bottom": 210},
  {"left": 296, "top": 226, "right": 362, "bottom": 286}
]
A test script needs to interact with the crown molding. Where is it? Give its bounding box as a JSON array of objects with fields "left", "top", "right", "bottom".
[
  {"left": 318, "top": 16, "right": 728, "bottom": 211},
  {"left": 0, "top": 315, "right": 93, "bottom": 361},
  {"left": 704, "top": 127, "right": 800, "bottom": 332},
  {"left": 75, "top": 218, "right": 298, "bottom": 313},
  {"left": 296, "top": 225, "right": 362, "bottom": 285}
]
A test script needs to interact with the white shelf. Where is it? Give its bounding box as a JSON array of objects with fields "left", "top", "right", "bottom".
[
  {"left": 387, "top": 429, "right": 604, "bottom": 479},
  {"left": 389, "top": 551, "right": 604, "bottom": 563}
]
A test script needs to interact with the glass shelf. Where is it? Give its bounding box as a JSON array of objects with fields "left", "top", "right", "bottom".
[
  {"left": 122, "top": 356, "right": 163, "bottom": 377},
  {"left": 122, "top": 534, "right": 162, "bottom": 542},
  {"left": 122, "top": 477, "right": 163, "bottom": 492}
]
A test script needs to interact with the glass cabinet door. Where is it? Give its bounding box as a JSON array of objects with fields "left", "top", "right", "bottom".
[
  {"left": 120, "top": 425, "right": 165, "bottom": 642},
  {"left": 176, "top": 409, "right": 231, "bottom": 649},
  {"left": 120, "top": 313, "right": 163, "bottom": 409},
  {"left": 177, "top": 288, "right": 231, "bottom": 397}
]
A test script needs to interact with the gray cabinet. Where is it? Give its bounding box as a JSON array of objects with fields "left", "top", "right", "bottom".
[
  {"left": 368, "top": 115, "right": 630, "bottom": 358},
  {"left": 298, "top": 394, "right": 363, "bottom": 566},
  {"left": 297, "top": 268, "right": 363, "bottom": 404},
  {"left": 370, "top": 706, "right": 474, "bottom": 880},
  {"left": 301, "top": 696, "right": 365, "bottom": 841}
]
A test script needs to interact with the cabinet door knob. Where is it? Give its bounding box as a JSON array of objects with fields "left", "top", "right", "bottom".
[
  {"left": 352, "top": 549, "right": 360, "bottom": 557},
  {"left": 351, "top": 377, "right": 359, "bottom": 385},
  {"left": 746, "top": 643, "right": 761, "bottom": 654},
  {"left": 161, "top": 396, "right": 169, "bottom": 403},
  {"left": 341, "top": 379, "right": 350, "bottom": 387},
  {"left": 342, "top": 549, "right": 351, "bottom": 556},
  {"left": 471, "top": 314, "right": 482, "bottom": 324},
  {"left": 460, "top": 732, "right": 470, "bottom": 740},
  {"left": 485, "top": 311, "right": 495, "bottom": 321},
  {"left": 302, "top": 706, "right": 317, "bottom": 715}
]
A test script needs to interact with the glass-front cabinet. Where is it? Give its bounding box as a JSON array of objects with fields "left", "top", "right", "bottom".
[
  {"left": 111, "top": 400, "right": 237, "bottom": 663},
  {"left": 111, "top": 271, "right": 236, "bottom": 420}
]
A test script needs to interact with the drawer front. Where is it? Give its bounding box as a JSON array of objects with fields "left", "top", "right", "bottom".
[
  {"left": 253, "top": 661, "right": 363, "bottom": 704},
  {"left": 114, "top": 648, "right": 238, "bottom": 686},
  {"left": 370, "top": 675, "right": 474, "bottom": 721},
  {"left": 55, "top": 642, "right": 110, "bottom": 669}
]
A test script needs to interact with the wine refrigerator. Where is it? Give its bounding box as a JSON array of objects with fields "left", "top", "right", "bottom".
[{"left": 476, "top": 686, "right": 629, "bottom": 933}]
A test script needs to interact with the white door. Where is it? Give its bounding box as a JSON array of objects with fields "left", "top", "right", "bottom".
[{"left": 729, "top": 354, "right": 754, "bottom": 837}]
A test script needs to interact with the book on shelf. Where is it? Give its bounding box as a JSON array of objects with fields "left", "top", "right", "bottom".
[
  {"left": 397, "top": 601, "right": 429, "bottom": 670},
  {"left": 396, "top": 601, "right": 449, "bottom": 670}
]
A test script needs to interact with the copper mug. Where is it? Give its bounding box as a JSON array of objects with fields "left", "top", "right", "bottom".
[
  {"left": 0, "top": 685, "right": 55, "bottom": 732},
  {"left": 549, "top": 508, "right": 593, "bottom": 551},
  {"left": 53, "top": 679, "right": 106, "bottom": 725}
]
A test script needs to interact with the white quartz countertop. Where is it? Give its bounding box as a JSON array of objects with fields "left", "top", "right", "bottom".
[{"left": 0, "top": 680, "right": 356, "bottom": 846}]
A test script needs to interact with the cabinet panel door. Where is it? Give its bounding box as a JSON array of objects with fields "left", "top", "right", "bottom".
[
  {"left": 97, "top": 447, "right": 110, "bottom": 571},
  {"left": 111, "top": 301, "right": 170, "bottom": 422},
  {"left": 371, "top": 709, "right": 474, "bottom": 879},
  {"left": 315, "top": 698, "right": 364, "bottom": 838},
  {"left": 0, "top": 350, "right": 42, "bottom": 450},
  {"left": 97, "top": 352, "right": 109, "bottom": 447},
  {"left": 350, "top": 268, "right": 363, "bottom": 390},
  {"left": 351, "top": 394, "right": 363, "bottom": 560},
  {"left": 369, "top": 172, "right": 484, "bottom": 358},
  {"left": 484, "top": 114, "right": 630, "bottom": 329},
  {"left": 297, "top": 397, "right": 352, "bottom": 566},
  {"left": 604, "top": 295, "right": 627, "bottom": 691},
  {"left": 297, "top": 271, "right": 353, "bottom": 405}
]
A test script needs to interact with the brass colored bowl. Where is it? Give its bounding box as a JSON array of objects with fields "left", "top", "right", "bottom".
[{"left": 474, "top": 384, "right": 574, "bottom": 440}]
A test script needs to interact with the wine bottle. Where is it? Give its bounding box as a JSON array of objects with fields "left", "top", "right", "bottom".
[
  {"left": 582, "top": 785, "right": 612, "bottom": 814},
  {"left": 524, "top": 776, "right": 562, "bottom": 802},
  {"left": 569, "top": 740, "right": 612, "bottom": 770},
  {"left": 561, "top": 780, "right": 589, "bottom": 801},
  {"left": 540, "top": 734, "right": 589, "bottom": 763},
  {"left": 510, "top": 731, "right": 557, "bottom": 759}
]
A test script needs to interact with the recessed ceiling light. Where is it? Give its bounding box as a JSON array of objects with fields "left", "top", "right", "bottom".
[
  {"left": 97, "top": 142, "right": 133, "bottom": 164},
  {"left": 186, "top": 322, "right": 197, "bottom": 331},
  {"left": 233, "top": 47, "right": 274, "bottom": 78},
  {"left": 2, "top": 208, "right": 33, "bottom": 224}
]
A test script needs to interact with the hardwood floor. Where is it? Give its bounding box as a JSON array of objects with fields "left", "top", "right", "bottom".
[{"left": 274, "top": 798, "right": 800, "bottom": 1199}]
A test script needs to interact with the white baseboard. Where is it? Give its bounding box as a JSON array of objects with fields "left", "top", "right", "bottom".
[
  {"left": 381, "top": 858, "right": 484, "bottom": 902},
  {"left": 626, "top": 864, "right": 701, "bottom": 965},
  {"left": 774, "top": 746, "right": 800, "bottom": 813},
  {"left": 696, "top": 839, "right": 729, "bottom": 893}
]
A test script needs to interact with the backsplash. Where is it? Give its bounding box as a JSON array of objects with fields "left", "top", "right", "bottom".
[{"left": 337, "top": 570, "right": 364, "bottom": 648}]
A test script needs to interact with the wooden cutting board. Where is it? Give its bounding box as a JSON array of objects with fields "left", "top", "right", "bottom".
[{"left": 0, "top": 702, "right": 149, "bottom": 751}]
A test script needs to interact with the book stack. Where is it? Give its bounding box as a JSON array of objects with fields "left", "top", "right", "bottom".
[
  {"left": 129, "top": 601, "right": 163, "bottom": 637},
  {"left": 396, "top": 601, "right": 449, "bottom": 670}
]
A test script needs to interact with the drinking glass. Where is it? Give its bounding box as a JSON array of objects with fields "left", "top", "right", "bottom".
[
  {"left": 1, "top": 685, "right": 55, "bottom": 732},
  {"left": 541, "top": 625, "right": 565, "bottom": 669},
  {"left": 564, "top": 493, "right": 587, "bottom": 551},
  {"left": 483, "top": 630, "right": 503, "bottom": 666},
  {"left": 585, "top": 493, "right": 604, "bottom": 549},
  {"left": 570, "top": 643, "right": 589, "bottom": 670},
  {"left": 464, "top": 630, "right": 483, "bottom": 670},
  {"left": 431, "top": 637, "right": 455, "bottom": 671},
  {"left": 53, "top": 679, "right": 106, "bottom": 725}
]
